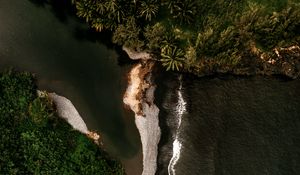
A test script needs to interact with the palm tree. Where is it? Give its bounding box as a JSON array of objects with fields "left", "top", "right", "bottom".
[
  {"left": 91, "top": 18, "right": 105, "bottom": 32},
  {"left": 105, "top": 0, "right": 125, "bottom": 23},
  {"left": 112, "top": 17, "right": 144, "bottom": 50},
  {"left": 111, "top": 7, "right": 125, "bottom": 23},
  {"left": 75, "top": 1, "right": 93, "bottom": 22},
  {"left": 144, "top": 22, "right": 166, "bottom": 50},
  {"left": 95, "top": 1, "right": 106, "bottom": 14},
  {"left": 160, "top": 45, "right": 185, "bottom": 71},
  {"left": 168, "top": 0, "right": 197, "bottom": 24},
  {"left": 139, "top": 0, "right": 159, "bottom": 21},
  {"left": 105, "top": 0, "right": 118, "bottom": 13}
]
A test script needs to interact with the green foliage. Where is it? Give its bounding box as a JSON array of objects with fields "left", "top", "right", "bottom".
[
  {"left": 144, "top": 22, "right": 167, "bottom": 51},
  {"left": 167, "top": 0, "right": 197, "bottom": 25},
  {"left": 75, "top": 0, "right": 94, "bottom": 22},
  {"left": 0, "top": 70, "right": 35, "bottom": 118},
  {"left": 195, "top": 27, "right": 214, "bottom": 52},
  {"left": 0, "top": 71, "right": 124, "bottom": 174},
  {"left": 74, "top": 0, "right": 128, "bottom": 31},
  {"left": 252, "top": 3, "right": 300, "bottom": 49},
  {"left": 112, "top": 17, "right": 145, "bottom": 51},
  {"left": 160, "top": 45, "right": 185, "bottom": 71},
  {"left": 139, "top": 0, "right": 159, "bottom": 21},
  {"left": 184, "top": 46, "right": 197, "bottom": 66},
  {"left": 28, "top": 97, "right": 55, "bottom": 127},
  {"left": 71, "top": 0, "right": 300, "bottom": 74}
]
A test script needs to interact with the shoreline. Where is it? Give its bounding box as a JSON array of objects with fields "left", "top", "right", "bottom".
[
  {"left": 183, "top": 45, "right": 300, "bottom": 79},
  {"left": 37, "top": 90, "right": 100, "bottom": 143},
  {"left": 122, "top": 44, "right": 300, "bottom": 175},
  {"left": 123, "top": 45, "right": 300, "bottom": 80}
]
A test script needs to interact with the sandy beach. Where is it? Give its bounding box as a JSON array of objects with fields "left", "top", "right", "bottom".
[{"left": 123, "top": 62, "right": 161, "bottom": 175}]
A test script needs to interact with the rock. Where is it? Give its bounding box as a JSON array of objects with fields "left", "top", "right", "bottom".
[
  {"left": 282, "top": 62, "right": 295, "bottom": 78},
  {"left": 123, "top": 46, "right": 152, "bottom": 60}
]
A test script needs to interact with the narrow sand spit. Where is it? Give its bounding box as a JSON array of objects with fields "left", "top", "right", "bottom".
[
  {"left": 37, "top": 91, "right": 99, "bottom": 142},
  {"left": 123, "top": 62, "right": 161, "bottom": 175}
]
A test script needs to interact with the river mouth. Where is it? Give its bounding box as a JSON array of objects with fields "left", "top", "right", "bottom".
[
  {"left": 2, "top": 1, "right": 300, "bottom": 175},
  {"left": 0, "top": 1, "right": 142, "bottom": 174}
]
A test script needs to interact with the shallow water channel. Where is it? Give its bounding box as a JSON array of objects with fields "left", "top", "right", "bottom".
[{"left": 0, "top": 1, "right": 142, "bottom": 174}]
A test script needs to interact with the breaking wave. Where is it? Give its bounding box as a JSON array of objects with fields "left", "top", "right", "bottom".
[{"left": 168, "top": 75, "right": 187, "bottom": 175}]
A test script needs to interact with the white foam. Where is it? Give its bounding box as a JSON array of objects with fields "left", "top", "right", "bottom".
[
  {"left": 168, "top": 75, "right": 187, "bottom": 175},
  {"left": 168, "top": 137, "right": 182, "bottom": 175},
  {"left": 176, "top": 82, "right": 186, "bottom": 125}
]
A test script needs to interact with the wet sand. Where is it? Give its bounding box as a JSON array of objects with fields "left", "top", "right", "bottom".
[{"left": 123, "top": 63, "right": 161, "bottom": 175}]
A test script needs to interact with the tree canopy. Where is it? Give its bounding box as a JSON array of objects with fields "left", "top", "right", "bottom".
[
  {"left": 71, "top": 0, "right": 300, "bottom": 74},
  {"left": 0, "top": 70, "right": 124, "bottom": 175}
]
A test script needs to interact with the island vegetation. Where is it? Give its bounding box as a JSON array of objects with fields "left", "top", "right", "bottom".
[
  {"left": 0, "top": 70, "right": 124, "bottom": 174},
  {"left": 71, "top": 0, "right": 300, "bottom": 78}
]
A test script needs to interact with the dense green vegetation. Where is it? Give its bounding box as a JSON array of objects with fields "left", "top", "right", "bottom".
[
  {"left": 72, "top": 0, "right": 300, "bottom": 74},
  {"left": 0, "top": 70, "right": 124, "bottom": 174}
]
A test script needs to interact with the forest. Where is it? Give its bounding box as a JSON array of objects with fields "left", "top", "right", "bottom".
[
  {"left": 71, "top": 0, "right": 300, "bottom": 75},
  {"left": 0, "top": 70, "right": 124, "bottom": 174}
]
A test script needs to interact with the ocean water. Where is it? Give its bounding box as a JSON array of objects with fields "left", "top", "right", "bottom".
[{"left": 157, "top": 75, "right": 300, "bottom": 175}]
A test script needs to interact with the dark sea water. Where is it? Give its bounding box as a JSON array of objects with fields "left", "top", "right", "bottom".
[
  {"left": 0, "top": 1, "right": 142, "bottom": 174},
  {"left": 157, "top": 74, "right": 300, "bottom": 175}
]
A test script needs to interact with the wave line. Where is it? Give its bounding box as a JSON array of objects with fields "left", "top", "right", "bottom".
[{"left": 168, "top": 75, "right": 187, "bottom": 175}]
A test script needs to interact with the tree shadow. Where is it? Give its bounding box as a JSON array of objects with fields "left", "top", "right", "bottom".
[
  {"left": 72, "top": 26, "right": 136, "bottom": 65},
  {"left": 28, "top": 0, "right": 48, "bottom": 7},
  {"left": 116, "top": 47, "right": 138, "bottom": 66},
  {"left": 28, "top": 0, "right": 75, "bottom": 24},
  {"left": 27, "top": 0, "right": 135, "bottom": 66}
]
